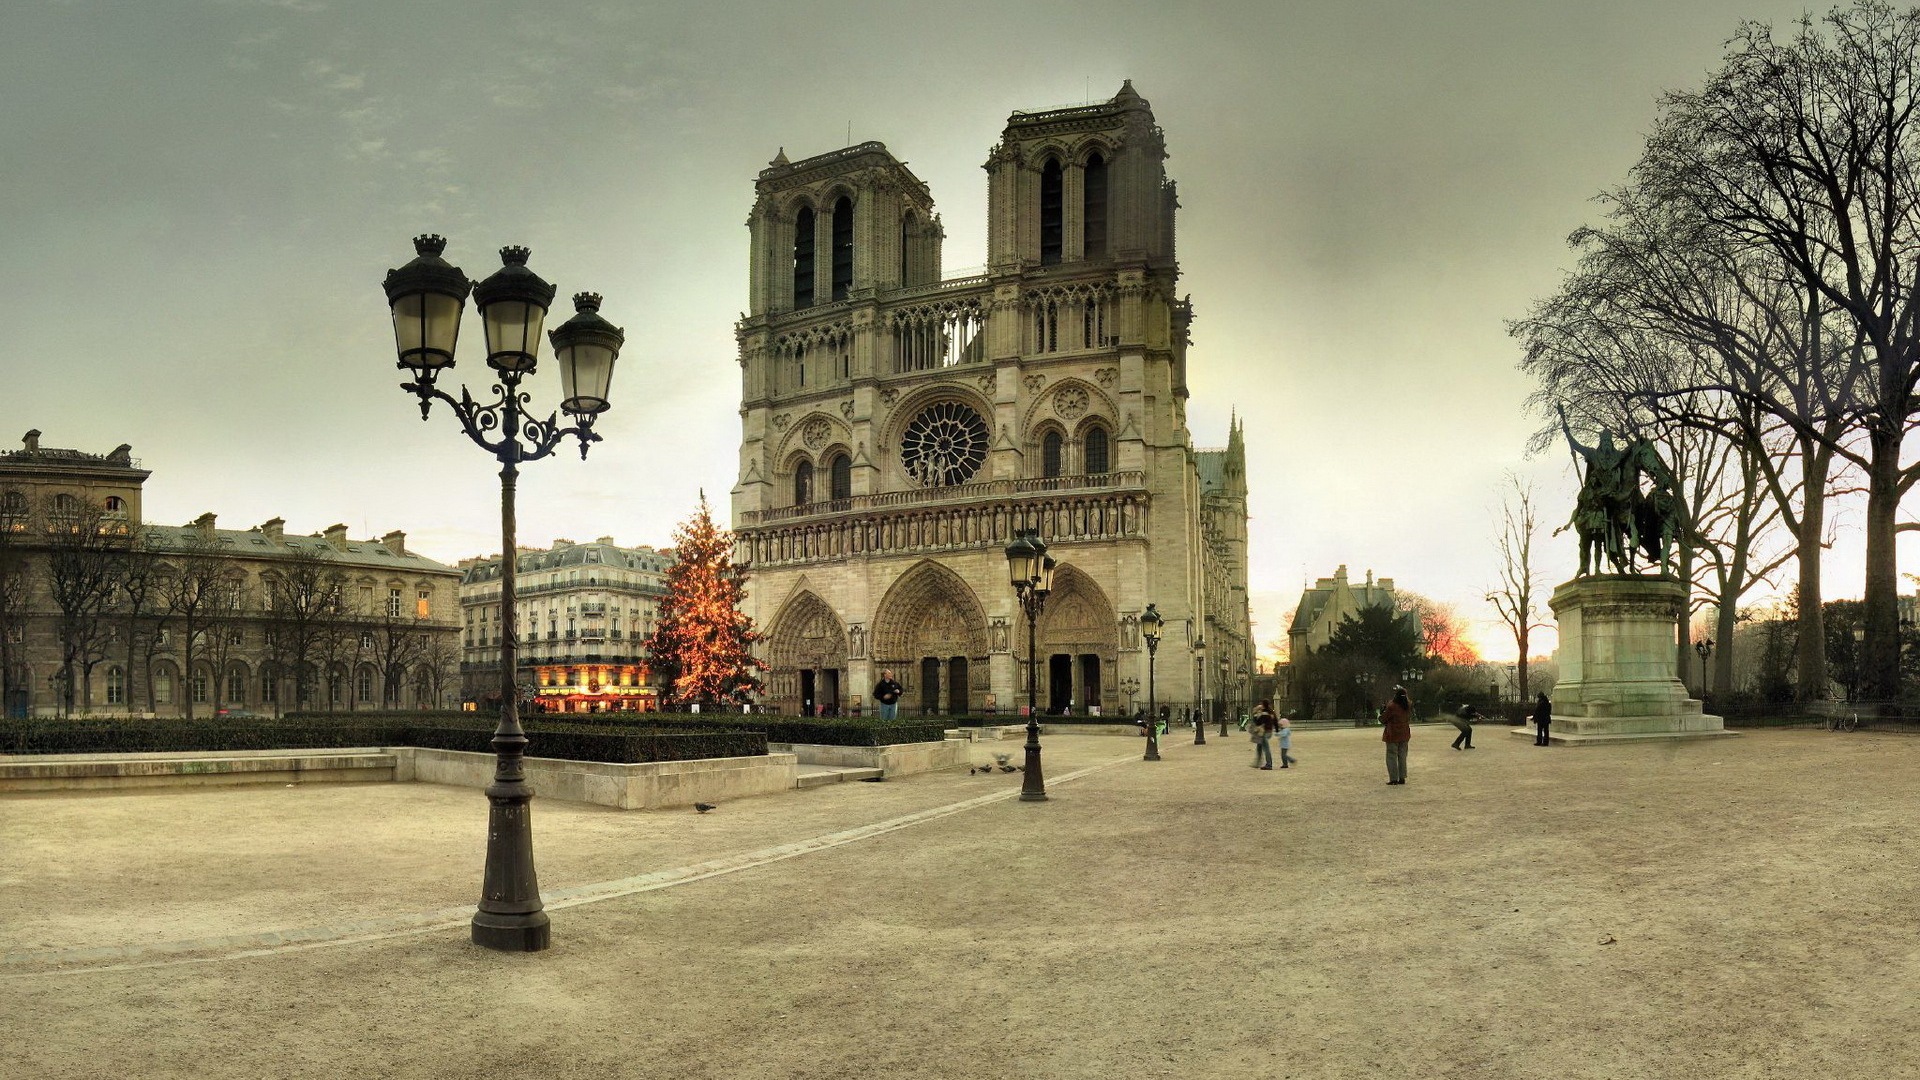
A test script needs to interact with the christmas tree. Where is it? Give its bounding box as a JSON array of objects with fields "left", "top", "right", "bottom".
[{"left": 644, "top": 492, "right": 765, "bottom": 706}]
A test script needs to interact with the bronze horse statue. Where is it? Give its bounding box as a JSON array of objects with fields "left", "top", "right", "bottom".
[{"left": 1561, "top": 409, "right": 1680, "bottom": 576}]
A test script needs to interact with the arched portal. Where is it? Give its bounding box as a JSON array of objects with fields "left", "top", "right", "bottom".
[
  {"left": 765, "top": 590, "right": 849, "bottom": 716},
  {"left": 1034, "top": 563, "right": 1118, "bottom": 715},
  {"left": 872, "top": 560, "right": 990, "bottom": 717}
]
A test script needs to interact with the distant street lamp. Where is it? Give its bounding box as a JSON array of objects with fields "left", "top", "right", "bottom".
[
  {"left": 1141, "top": 604, "right": 1164, "bottom": 761},
  {"left": 383, "top": 236, "right": 625, "bottom": 953},
  {"left": 1193, "top": 635, "right": 1209, "bottom": 746},
  {"left": 1005, "top": 528, "right": 1055, "bottom": 801},
  {"left": 1694, "top": 637, "right": 1715, "bottom": 697},
  {"left": 1119, "top": 676, "right": 1141, "bottom": 716}
]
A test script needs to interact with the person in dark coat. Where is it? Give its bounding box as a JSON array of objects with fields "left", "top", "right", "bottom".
[
  {"left": 1532, "top": 692, "right": 1552, "bottom": 746},
  {"left": 874, "top": 670, "right": 904, "bottom": 721},
  {"left": 1450, "top": 704, "right": 1483, "bottom": 750},
  {"left": 1381, "top": 686, "right": 1413, "bottom": 785}
]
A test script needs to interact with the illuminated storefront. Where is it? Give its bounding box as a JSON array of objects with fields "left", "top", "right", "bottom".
[{"left": 529, "top": 663, "right": 657, "bottom": 713}]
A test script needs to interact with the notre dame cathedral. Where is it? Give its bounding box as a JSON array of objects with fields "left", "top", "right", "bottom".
[{"left": 731, "top": 82, "right": 1251, "bottom": 718}]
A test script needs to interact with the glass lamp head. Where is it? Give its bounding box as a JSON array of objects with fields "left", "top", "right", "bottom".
[
  {"left": 472, "top": 246, "right": 557, "bottom": 375},
  {"left": 382, "top": 234, "right": 471, "bottom": 381},
  {"left": 549, "top": 292, "right": 625, "bottom": 416},
  {"left": 1004, "top": 530, "right": 1037, "bottom": 589},
  {"left": 1140, "top": 603, "right": 1162, "bottom": 643}
]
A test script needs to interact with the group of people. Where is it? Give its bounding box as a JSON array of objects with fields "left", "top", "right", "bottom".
[
  {"left": 1243, "top": 700, "right": 1297, "bottom": 769},
  {"left": 1248, "top": 688, "right": 1559, "bottom": 786}
]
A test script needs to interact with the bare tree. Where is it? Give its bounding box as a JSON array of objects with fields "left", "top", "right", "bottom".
[
  {"left": 114, "top": 531, "right": 166, "bottom": 714},
  {"left": 1641, "top": 3, "right": 1920, "bottom": 697},
  {"left": 159, "top": 531, "right": 229, "bottom": 720},
  {"left": 1487, "top": 474, "right": 1553, "bottom": 703},
  {"left": 0, "top": 494, "right": 29, "bottom": 717},
  {"left": 263, "top": 547, "right": 347, "bottom": 712},
  {"left": 43, "top": 496, "right": 126, "bottom": 714}
]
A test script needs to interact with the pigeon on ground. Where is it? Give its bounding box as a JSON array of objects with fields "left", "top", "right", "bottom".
[
  {"left": 992, "top": 752, "right": 1012, "bottom": 766},
  {"left": 694, "top": 803, "right": 717, "bottom": 813},
  {"left": 998, "top": 764, "right": 1018, "bottom": 773}
]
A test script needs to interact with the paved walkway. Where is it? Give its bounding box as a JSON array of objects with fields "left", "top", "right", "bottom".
[{"left": 7, "top": 726, "right": 1920, "bottom": 1079}]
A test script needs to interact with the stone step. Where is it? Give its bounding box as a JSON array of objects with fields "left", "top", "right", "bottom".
[{"left": 794, "top": 764, "right": 884, "bottom": 788}]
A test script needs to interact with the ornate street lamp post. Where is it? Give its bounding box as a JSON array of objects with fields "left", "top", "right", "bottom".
[
  {"left": 383, "top": 236, "right": 624, "bottom": 953},
  {"left": 1141, "top": 604, "right": 1163, "bottom": 761},
  {"left": 1119, "top": 676, "right": 1141, "bottom": 716},
  {"left": 1005, "top": 528, "right": 1054, "bottom": 801}
]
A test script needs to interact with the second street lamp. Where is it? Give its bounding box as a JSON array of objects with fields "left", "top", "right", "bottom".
[
  {"left": 1141, "top": 603, "right": 1163, "bottom": 761},
  {"left": 383, "top": 236, "right": 625, "bottom": 953},
  {"left": 1005, "top": 528, "right": 1054, "bottom": 801}
]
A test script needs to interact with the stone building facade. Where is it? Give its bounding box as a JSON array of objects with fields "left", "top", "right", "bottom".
[
  {"left": 0, "top": 431, "right": 461, "bottom": 717},
  {"left": 731, "top": 83, "right": 1253, "bottom": 717},
  {"left": 457, "top": 538, "right": 673, "bottom": 712},
  {"left": 1278, "top": 565, "right": 1398, "bottom": 712}
]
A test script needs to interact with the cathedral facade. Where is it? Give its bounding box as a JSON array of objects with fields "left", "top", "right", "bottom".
[{"left": 731, "top": 83, "right": 1251, "bottom": 718}]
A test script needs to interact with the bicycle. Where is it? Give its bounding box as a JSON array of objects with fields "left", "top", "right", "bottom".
[{"left": 1827, "top": 711, "right": 1858, "bottom": 732}]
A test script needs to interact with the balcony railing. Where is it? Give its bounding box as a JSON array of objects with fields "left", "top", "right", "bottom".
[{"left": 739, "top": 470, "right": 1144, "bottom": 526}]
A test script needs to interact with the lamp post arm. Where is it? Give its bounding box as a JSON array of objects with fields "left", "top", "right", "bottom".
[{"left": 403, "top": 376, "right": 603, "bottom": 464}]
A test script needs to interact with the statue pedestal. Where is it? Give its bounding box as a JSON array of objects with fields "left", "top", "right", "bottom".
[{"left": 1514, "top": 575, "right": 1731, "bottom": 745}]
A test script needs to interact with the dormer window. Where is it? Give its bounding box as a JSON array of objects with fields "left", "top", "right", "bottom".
[
  {"left": 793, "top": 206, "right": 816, "bottom": 309},
  {"left": 1040, "top": 159, "right": 1063, "bottom": 265}
]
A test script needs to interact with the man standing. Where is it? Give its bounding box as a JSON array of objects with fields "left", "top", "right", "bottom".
[
  {"left": 874, "top": 670, "right": 904, "bottom": 721},
  {"left": 1532, "top": 692, "right": 1553, "bottom": 746}
]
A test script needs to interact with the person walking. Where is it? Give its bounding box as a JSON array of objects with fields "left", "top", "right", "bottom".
[
  {"left": 1532, "top": 692, "right": 1552, "bottom": 746},
  {"left": 1249, "top": 701, "right": 1275, "bottom": 769},
  {"left": 874, "top": 670, "right": 904, "bottom": 721},
  {"left": 1277, "top": 710, "right": 1297, "bottom": 767},
  {"left": 1450, "top": 703, "right": 1483, "bottom": 750},
  {"left": 1382, "top": 686, "right": 1412, "bottom": 785}
]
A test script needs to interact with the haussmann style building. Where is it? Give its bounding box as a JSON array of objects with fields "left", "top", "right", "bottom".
[
  {"left": 457, "top": 538, "right": 673, "bottom": 713},
  {"left": 730, "top": 82, "right": 1252, "bottom": 718}
]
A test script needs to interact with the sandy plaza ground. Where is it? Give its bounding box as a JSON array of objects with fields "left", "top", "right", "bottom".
[{"left": 4, "top": 724, "right": 1919, "bottom": 1079}]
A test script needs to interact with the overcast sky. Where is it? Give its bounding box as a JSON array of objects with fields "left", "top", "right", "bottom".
[{"left": 4, "top": 0, "right": 1896, "bottom": 664}]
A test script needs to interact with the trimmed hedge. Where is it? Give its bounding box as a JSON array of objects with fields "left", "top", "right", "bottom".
[
  {"left": 626, "top": 713, "right": 948, "bottom": 747},
  {"left": 0, "top": 717, "right": 766, "bottom": 764}
]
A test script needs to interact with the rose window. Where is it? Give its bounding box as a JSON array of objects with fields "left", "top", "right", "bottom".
[{"left": 900, "top": 402, "right": 989, "bottom": 487}]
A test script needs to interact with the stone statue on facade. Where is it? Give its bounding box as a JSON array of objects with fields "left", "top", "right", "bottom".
[{"left": 1557, "top": 404, "right": 1681, "bottom": 577}]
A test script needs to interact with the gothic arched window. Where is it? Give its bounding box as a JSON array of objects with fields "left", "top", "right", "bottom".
[
  {"left": 794, "top": 461, "right": 815, "bottom": 506},
  {"left": 1083, "top": 152, "right": 1108, "bottom": 259},
  {"left": 829, "top": 453, "right": 852, "bottom": 501},
  {"left": 831, "top": 196, "right": 854, "bottom": 301},
  {"left": 1042, "top": 431, "right": 1064, "bottom": 478},
  {"left": 1084, "top": 426, "right": 1110, "bottom": 475},
  {"left": 1040, "top": 159, "right": 1063, "bottom": 265},
  {"left": 793, "top": 207, "right": 816, "bottom": 309}
]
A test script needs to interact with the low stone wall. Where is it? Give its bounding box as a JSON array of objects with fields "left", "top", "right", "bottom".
[
  {"left": 766, "top": 739, "right": 966, "bottom": 776},
  {"left": 400, "top": 748, "right": 798, "bottom": 810},
  {"left": 0, "top": 748, "right": 399, "bottom": 793}
]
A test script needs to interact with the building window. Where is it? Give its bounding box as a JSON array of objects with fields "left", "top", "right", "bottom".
[
  {"left": 794, "top": 460, "right": 814, "bottom": 506},
  {"left": 104, "top": 495, "right": 126, "bottom": 513},
  {"left": 191, "top": 671, "right": 209, "bottom": 704},
  {"left": 360, "top": 631, "right": 374, "bottom": 650},
  {"left": 226, "top": 670, "right": 246, "bottom": 703},
  {"left": 1033, "top": 300, "right": 1058, "bottom": 354},
  {"left": 155, "top": 671, "right": 173, "bottom": 705},
  {"left": 106, "top": 666, "right": 125, "bottom": 706},
  {"left": 356, "top": 668, "right": 373, "bottom": 702},
  {"left": 262, "top": 673, "right": 278, "bottom": 703},
  {"left": 417, "top": 591, "right": 431, "bottom": 619},
  {"left": 1042, "top": 431, "right": 1064, "bottom": 479},
  {"left": 793, "top": 206, "right": 816, "bottom": 308},
  {"left": 1083, "top": 152, "right": 1108, "bottom": 258},
  {"left": 1039, "top": 159, "right": 1063, "bottom": 265},
  {"left": 228, "top": 627, "right": 244, "bottom": 646},
  {"left": 386, "top": 588, "right": 403, "bottom": 618},
  {"left": 1085, "top": 426, "right": 1110, "bottom": 475},
  {"left": 358, "top": 585, "right": 374, "bottom": 613},
  {"left": 829, "top": 453, "right": 852, "bottom": 501},
  {"left": 831, "top": 195, "right": 854, "bottom": 301}
]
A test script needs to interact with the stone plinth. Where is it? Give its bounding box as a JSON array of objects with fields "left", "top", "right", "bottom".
[{"left": 1518, "top": 575, "right": 1731, "bottom": 745}]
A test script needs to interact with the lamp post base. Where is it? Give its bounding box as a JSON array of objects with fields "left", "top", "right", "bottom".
[
  {"left": 1019, "top": 720, "right": 1048, "bottom": 801},
  {"left": 472, "top": 909, "right": 552, "bottom": 952}
]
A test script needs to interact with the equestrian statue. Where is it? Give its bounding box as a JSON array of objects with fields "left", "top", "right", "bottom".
[{"left": 1557, "top": 404, "right": 1681, "bottom": 577}]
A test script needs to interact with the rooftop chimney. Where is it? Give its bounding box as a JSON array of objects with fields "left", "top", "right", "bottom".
[
  {"left": 22, "top": 430, "right": 39, "bottom": 453},
  {"left": 322, "top": 523, "right": 349, "bottom": 550},
  {"left": 381, "top": 530, "right": 406, "bottom": 556},
  {"left": 192, "top": 512, "right": 216, "bottom": 540},
  {"left": 259, "top": 517, "right": 285, "bottom": 542}
]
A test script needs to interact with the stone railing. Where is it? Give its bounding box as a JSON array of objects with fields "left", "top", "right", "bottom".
[
  {"left": 739, "top": 470, "right": 1145, "bottom": 526},
  {"left": 738, "top": 487, "right": 1151, "bottom": 568}
]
